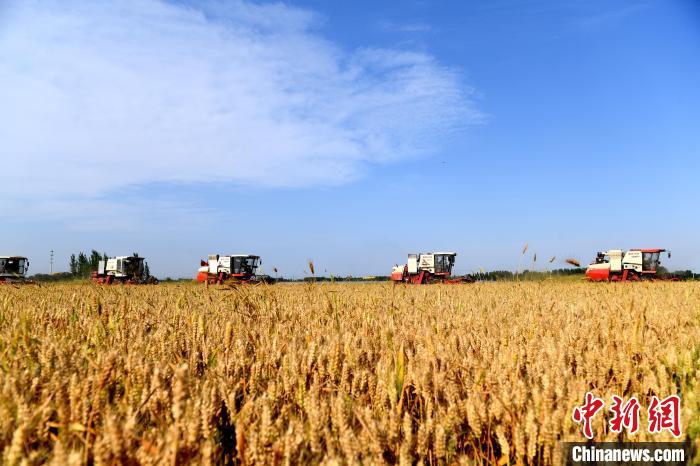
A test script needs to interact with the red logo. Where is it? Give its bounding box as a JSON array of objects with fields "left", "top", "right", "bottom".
[
  {"left": 648, "top": 395, "right": 682, "bottom": 438},
  {"left": 573, "top": 393, "right": 682, "bottom": 439},
  {"left": 609, "top": 395, "right": 640, "bottom": 434},
  {"left": 572, "top": 392, "right": 605, "bottom": 439}
]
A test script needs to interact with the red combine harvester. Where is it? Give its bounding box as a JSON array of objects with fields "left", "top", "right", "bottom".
[
  {"left": 0, "top": 256, "right": 35, "bottom": 284},
  {"left": 585, "top": 248, "right": 671, "bottom": 281},
  {"left": 197, "top": 254, "right": 275, "bottom": 285},
  {"left": 390, "top": 252, "right": 473, "bottom": 284},
  {"left": 91, "top": 256, "right": 157, "bottom": 284}
]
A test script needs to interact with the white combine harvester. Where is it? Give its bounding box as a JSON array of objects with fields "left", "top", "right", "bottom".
[
  {"left": 390, "top": 252, "right": 473, "bottom": 284},
  {"left": 0, "top": 256, "right": 33, "bottom": 284},
  {"left": 91, "top": 255, "right": 156, "bottom": 284},
  {"left": 197, "top": 254, "right": 274, "bottom": 284},
  {"left": 585, "top": 248, "right": 671, "bottom": 281}
]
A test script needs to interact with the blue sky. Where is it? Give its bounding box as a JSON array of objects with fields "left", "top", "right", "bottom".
[{"left": 1, "top": 0, "right": 699, "bottom": 278}]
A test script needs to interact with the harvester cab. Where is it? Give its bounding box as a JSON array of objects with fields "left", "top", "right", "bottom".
[
  {"left": 391, "top": 252, "right": 469, "bottom": 284},
  {"left": 197, "top": 254, "right": 274, "bottom": 284},
  {"left": 92, "top": 256, "right": 154, "bottom": 284},
  {"left": 585, "top": 248, "right": 670, "bottom": 281},
  {"left": 0, "top": 256, "right": 31, "bottom": 283}
]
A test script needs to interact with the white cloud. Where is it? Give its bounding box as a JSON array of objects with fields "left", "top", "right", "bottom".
[{"left": 0, "top": 0, "right": 479, "bottom": 201}]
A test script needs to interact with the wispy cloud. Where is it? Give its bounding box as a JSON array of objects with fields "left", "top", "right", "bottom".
[{"left": 0, "top": 0, "right": 479, "bottom": 208}]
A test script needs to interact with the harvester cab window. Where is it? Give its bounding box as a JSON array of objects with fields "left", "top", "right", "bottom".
[
  {"left": 434, "top": 254, "right": 454, "bottom": 274},
  {"left": 232, "top": 257, "right": 252, "bottom": 275},
  {"left": 136, "top": 259, "right": 145, "bottom": 277},
  {"left": 245, "top": 257, "right": 258, "bottom": 274},
  {"left": 642, "top": 252, "right": 661, "bottom": 271},
  {"left": 124, "top": 258, "right": 143, "bottom": 277},
  {"left": 2, "top": 258, "right": 26, "bottom": 274},
  {"left": 241, "top": 258, "right": 251, "bottom": 275}
]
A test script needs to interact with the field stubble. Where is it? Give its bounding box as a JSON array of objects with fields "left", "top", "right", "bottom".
[{"left": 0, "top": 281, "right": 699, "bottom": 465}]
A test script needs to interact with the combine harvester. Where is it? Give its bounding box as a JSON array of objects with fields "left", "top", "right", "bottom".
[
  {"left": 197, "top": 254, "right": 274, "bottom": 285},
  {"left": 91, "top": 256, "right": 157, "bottom": 284},
  {"left": 0, "top": 256, "right": 34, "bottom": 284},
  {"left": 585, "top": 248, "right": 672, "bottom": 281},
  {"left": 390, "top": 252, "right": 473, "bottom": 284}
]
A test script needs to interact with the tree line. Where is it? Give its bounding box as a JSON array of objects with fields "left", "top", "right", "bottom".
[{"left": 68, "top": 250, "right": 108, "bottom": 278}]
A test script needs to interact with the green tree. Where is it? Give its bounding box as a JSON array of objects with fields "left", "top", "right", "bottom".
[
  {"left": 69, "top": 254, "right": 78, "bottom": 276},
  {"left": 77, "top": 252, "right": 89, "bottom": 278}
]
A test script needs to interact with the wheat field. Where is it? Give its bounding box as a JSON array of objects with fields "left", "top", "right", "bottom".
[{"left": 0, "top": 281, "right": 698, "bottom": 465}]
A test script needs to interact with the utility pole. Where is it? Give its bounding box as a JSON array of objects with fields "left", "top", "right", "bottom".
[{"left": 50, "top": 250, "right": 54, "bottom": 274}]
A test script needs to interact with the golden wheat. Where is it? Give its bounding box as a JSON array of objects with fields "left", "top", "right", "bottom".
[{"left": 0, "top": 281, "right": 698, "bottom": 464}]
